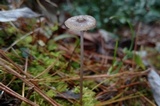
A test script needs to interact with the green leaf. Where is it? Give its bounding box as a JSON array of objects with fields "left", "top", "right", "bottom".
[{"left": 134, "top": 54, "right": 145, "bottom": 70}]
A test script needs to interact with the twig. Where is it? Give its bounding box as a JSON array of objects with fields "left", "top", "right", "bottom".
[
  {"left": 96, "top": 93, "right": 142, "bottom": 106},
  {"left": 0, "top": 50, "right": 33, "bottom": 78},
  {"left": 0, "top": 58, "right": 60, "bottom": 106},
  {"left": 60, "top": 70, "right": 149, "bottom": 81},
  {"left": 0, "top": 82, "right": 38, "bottom": 106},
  {"left": 22, "top": 57, "right": 28, "bottom": 97}
]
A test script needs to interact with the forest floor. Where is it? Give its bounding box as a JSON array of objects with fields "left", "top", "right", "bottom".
[{"left": 0, "top": 6, "right": 160, "bottom": 106}]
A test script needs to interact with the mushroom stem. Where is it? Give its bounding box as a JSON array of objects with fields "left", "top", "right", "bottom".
[{"left": 80, "top": 31, "right": 84, "bottom": 105}]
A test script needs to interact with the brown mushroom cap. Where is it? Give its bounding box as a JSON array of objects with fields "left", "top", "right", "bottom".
[{"left": 65, "top": 15, "right": 96, "bottom": 31}]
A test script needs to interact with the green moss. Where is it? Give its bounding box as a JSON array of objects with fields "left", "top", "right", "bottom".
[{"left": 73, "top": 86, "right": 98, "bottom": 106}]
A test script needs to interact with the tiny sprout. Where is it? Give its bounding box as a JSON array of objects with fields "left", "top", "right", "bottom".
[{"left": 65, "top": 15, "right": 96, "bottom": 105}]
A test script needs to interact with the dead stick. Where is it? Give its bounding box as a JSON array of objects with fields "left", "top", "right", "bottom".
[
  {"left": 60, "top": 70, "right": 149, "bottom": 81},
  {"left": 0, "top": 83, "right": 38, "bottom": 106},
  {"left": 0, "top": 60, "right": 60, "bottom": 106},
  {"left": 0, "top": 50, "right": 33, "bottom": 78}
]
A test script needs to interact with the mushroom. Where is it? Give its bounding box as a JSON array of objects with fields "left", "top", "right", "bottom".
[{"left": 65, "top": 15, "right": 96, "bottom": 105}]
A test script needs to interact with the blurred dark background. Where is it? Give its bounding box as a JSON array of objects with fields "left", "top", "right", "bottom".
[{"left": 1, "top": 0, "right": 160, "bottom": 31}]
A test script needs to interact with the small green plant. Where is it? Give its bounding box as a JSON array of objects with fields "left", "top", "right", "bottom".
[{"left": 73, "top": 86, "right": 98, "bottom": 106}]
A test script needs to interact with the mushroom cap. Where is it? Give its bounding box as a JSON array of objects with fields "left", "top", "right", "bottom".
[{"left": 65, "top": 15, "right": 96, "bottom": 31}]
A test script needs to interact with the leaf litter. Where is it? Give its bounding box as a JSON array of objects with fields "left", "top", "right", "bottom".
[{"left": 0, "top": 7, "right": 160, "bottom": 106}]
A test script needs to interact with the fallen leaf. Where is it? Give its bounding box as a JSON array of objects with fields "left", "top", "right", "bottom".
[{"left": 0, "top": 7, "right": 40, "bottom": 22}]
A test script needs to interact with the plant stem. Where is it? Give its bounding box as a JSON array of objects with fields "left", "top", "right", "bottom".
[{"left": 80, "top": 31, "right": 84, "bottom": 106}]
